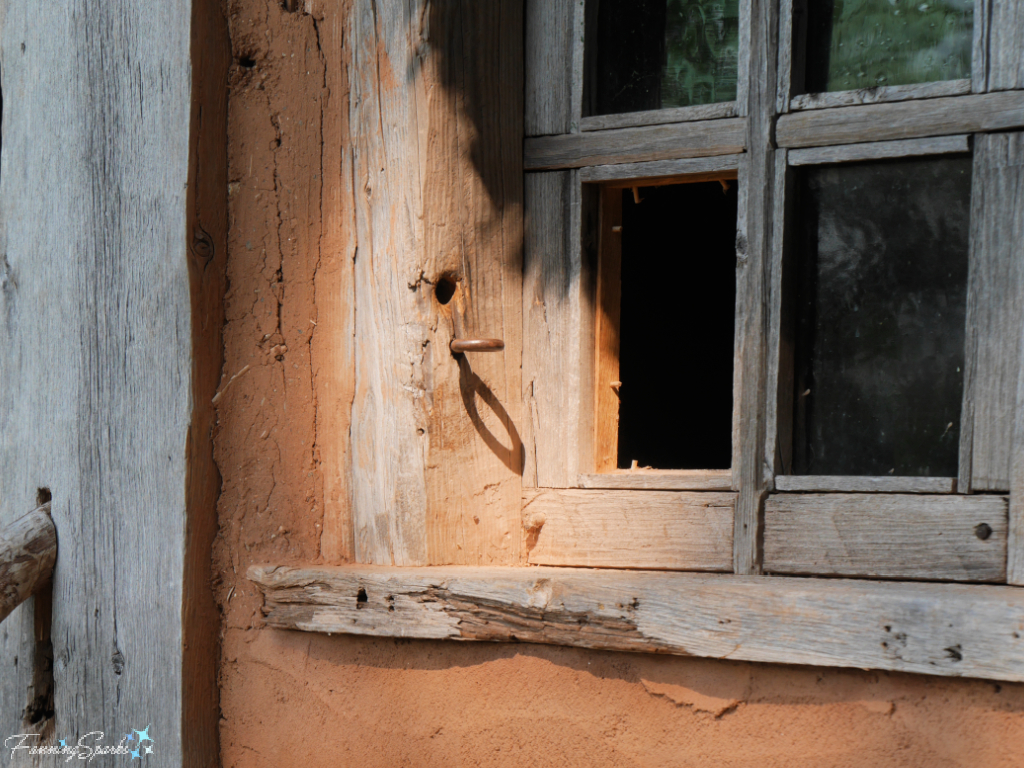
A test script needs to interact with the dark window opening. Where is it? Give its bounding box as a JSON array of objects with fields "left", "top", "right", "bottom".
[
  {"left": 583, "top": 0, "right": 740, "bottom": 116},
  {"left": 615, "top": 181, "right": 737, "bottom": 470},
  {"left": 791, "top": 155, "right": 971, "bottom": 477}
]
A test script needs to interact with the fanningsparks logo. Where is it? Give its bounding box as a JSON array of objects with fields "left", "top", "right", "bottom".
[{"left": 6, "top": 725, "right": 154, "bottom": 762}]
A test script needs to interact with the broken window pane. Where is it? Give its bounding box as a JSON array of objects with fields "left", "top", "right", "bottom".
[
  {"left": 803, "top": 0, "right": 973, "bottom": 93},
  {"left": 792, "top": 156, "right": 971, "bottom": 477},
  {"left": 584, "top": 0, "right": 740, "bottom": 116}
]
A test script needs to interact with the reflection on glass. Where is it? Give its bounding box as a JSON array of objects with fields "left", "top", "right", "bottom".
[
  {"left": 792, "top": 157, "right": 971, "bottom": 477},
  {"left": 805, "top": 0, "right": 973, "bottom": 93},
  {"left": 584, "top": 0, "right": 739, "bottom": 116}
]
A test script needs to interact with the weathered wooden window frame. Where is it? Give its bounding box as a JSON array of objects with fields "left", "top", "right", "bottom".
[{"left": 251, "top": 0, "right": 1024, "bottom": 684}]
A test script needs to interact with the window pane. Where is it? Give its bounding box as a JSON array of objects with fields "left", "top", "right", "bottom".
[
  {"left": 614, "top": 181, "right": 737, "bottom": 469},
  {"left": 584, "top": 0, "right": 739, "bottom": 116},
  {"left": 792, "top": 156, "right": 971, "bottom": 477},
  {"left": 804, "top": 0, "right": 973, "bottom": 93}
]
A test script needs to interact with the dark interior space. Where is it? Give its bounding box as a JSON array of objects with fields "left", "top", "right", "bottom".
[
  {"left": 791, "top": 156, "right": 971, "bottom": 477},
  {"left": 616, "top": 181, "right": 737, "bottom": 470}
]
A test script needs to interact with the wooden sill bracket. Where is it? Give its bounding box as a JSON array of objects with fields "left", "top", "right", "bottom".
[
  {"left": 0, "top": 504, "right": 57, "bottom": 625},
  {"left": 249, "top": 563, "right": 1024, "bottom": 683}
]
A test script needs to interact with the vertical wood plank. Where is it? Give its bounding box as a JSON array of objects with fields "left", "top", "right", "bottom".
[
  {"left": 764, "top": 150, "right": 793, "bottom": 480},
  {"left": 973, "top": 0, "right": 991, "bottom": 92},
  {"left": 964, "top": 133, "right": 1024, "bottom": 493},
  {"left": 732, "top": 0, "right": 779, "bottom": 574},
  {"left": 525, "top": 0, "right": 583, "bottom": 136},
  {"left": 593, "top": 188, "right": 623, "bottom": 473},
  {"left": 984, "top": 0, "right": 1024, "bottom": 92},
  {"left": 523, "top": 171, "right": 589, "bottom": 488},
  {"left": 348, "top": 1, "right": 524, "bottom": 565},
  {"left": 0, "top": 0, "right": 217, "bottom": 762},
  {"left": 1009, "top": 305, "right": 1024, "bottom": 585}
]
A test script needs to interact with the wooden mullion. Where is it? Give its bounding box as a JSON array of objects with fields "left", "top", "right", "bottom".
[
  {"left": 985, "top": 0, "right": 1024, "bottom": 92},
  {"left": 525, "top": 0, "right": 581, "bottom": 136},
  {"left": 788, "top": 135, "right": 970, "bottom": 166},
  {"left": 592, "top": 187, "right": 622, "bottom": 474},
  {"left": 765, "top": 150, "right": 793, "bottom": 481}
]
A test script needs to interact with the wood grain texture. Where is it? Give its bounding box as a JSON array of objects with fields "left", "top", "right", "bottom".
[
  {"left": 982, "top": 0, "right": 1024, "bottom": 92},
  {"left": 580, "top": 155, "right": 741, "bottom": 184},
  {"left": 524, "top": 119, "right": 747, "bottom": 171},
  {"left": 522, "top": 171, "right": 589, "bottom": 489},
  {"left": 765, "top": 151, "right": 793, "bottom": 480},
  {"left": 580, "top": 102, "right": 738, "bottom": 132},
  {"left": 963, "top": 133, "right": 1024, "bottom": 493},
  {"left": 348, "top": 0, "right": 524, "bottom": 565},
  {"left": 765, "top": 494, "right": 1007, "bottom": 582},
  {"left": 0, "top": 506, "right": 56, "bottom": 626},
  {"left": 1010, "top": 272, "right": 1024, "bottom": 585},
  {"left": 788, "top": 135, "right": 970, "bottom": 166},
  {"left": 593, "top": 189, "right": 622, "bottom": 473},
  {"left": 791, "top": 79, "right": 972, "bottom": 111},
  {"left": 525, "top": 0, "right": 582, "bottom": 135},
  {"left": 250, "top": 563, "right": 1024, "bottom": 682},
  {"left": 579, "top": 470, "right": 732, "bottom": 491},
  {"left": 522, "top": 489, "right": 734, "bottom": 570},
  {"left": 0, "top": 0, "right": 209, "bottom": 759},
  {"left": 776, "top": 91, "right": 1024, "bottom": 148},
  {"left": 774, "top": 476, "right": 957, "bottom": 493},
  {"left": 732, "top": 0, "right": 779, "bottom": 573}
]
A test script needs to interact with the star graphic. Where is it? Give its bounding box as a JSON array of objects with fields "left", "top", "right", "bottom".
[
  {"left": 59, "top": 739, "right": 66, "bottom": 748},
  {"left": 126, "top": 732, "right": 134, "bottom": 742},
  {"left": 134, "top": 725, "right": 152, "bottom": 744},
  {"left": 131, "top": 748, "right": 140, "bottom": 760},
  {"left": 144, "top": 746, "right": 154, "bottom": 754}
]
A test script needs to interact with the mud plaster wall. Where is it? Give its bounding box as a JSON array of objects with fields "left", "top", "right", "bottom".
[{"left": 212, "top": 1, "right": 1024, "bottom": 766}]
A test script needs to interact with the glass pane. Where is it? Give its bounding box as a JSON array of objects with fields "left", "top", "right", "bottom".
[
  {"left": 804, "top": 0, "right": 973, "bottom": 93},
  {"left": 792, "top": 156, "right": 971, "bottom": 477},
  {"left": 584, "top": 0, "right": 739, "bottom": 116}
]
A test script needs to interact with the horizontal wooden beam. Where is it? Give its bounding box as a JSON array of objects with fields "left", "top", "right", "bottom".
[
  {"left": 249, "top": 564, "right": 1024, "bottom": 682},
  {"left": 777, "top": 90, "right": 1024, "bottom": 149},
  {"left": 525, "top": 118, "right": 746, "bottom": 171},
  {"left": 787, "top": 136, "right": 970, "bottom": 167},
  {"left": 522, "top": 489, "right": 734, "bottom": 570},
  {"left": 578, "top": 469, "right": 732, "bottom": 491},
  {"left": 580, "top": 102, "right": 737, "bottom": 132},
  {"left": 774, "top": 476, "right": 956, "bottom": 493},
  {"left": 789, "top": 79, "right": 971, "bottom": 111},
  {"left": 0, "top": 504, "right": 56, "bottom": 625},
  {"left": 765, "top": 494, "right": 1007, "bottom": 582},
  {"left": 579, "top": 155, "right": 740, "bottom": 186}
]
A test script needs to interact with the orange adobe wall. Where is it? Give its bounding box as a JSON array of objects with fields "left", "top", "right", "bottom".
[{"left": 211, "top": 2, "right": 1024, "bottom": 766}]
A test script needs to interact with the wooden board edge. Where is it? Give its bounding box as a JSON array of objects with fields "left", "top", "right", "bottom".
[
  {"left": 248, "top": 564, "right": 1024, "bottom": 682},
  {"left": 774, "top": 476, "right": 958, "bottom": 493}
]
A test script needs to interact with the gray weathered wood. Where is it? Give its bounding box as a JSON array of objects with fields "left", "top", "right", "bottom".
[
  {"left": 1010, "top": 274, "right": 1024, "bottom": 585},
  {"left": 0, "top": 0, "right": 224, "bottom": 760},
  {"left": 765, "top": 494, "right": 1007, "bottom": 582},
  {"left": 774, "top": 476, "right": 957, "bottom": 493},
  {"left": 522, "top": 489, "right": 734, "bottom": 570},
  {"left": 249, "top": 563, "right": 1024, "bottom": 682},
  {"left": 0, "top": 506, "right": 55, "bottom": 626},
  {"left": 579, "top": 155, "right": 740, "bottom": 184},
  {"left": 962, "top": 133, "right": 1024, "bottom": 493},
  {"left": 775, "top": 0, "right": 795, "bottom": 114},
  {"left": 788, "top": 135, "right": 970, "bottom": 166},
  {"left": 980, "top": 0, "right": 1024, "bottom": 92},
  {"left": 777, "top": 91, "right": 1024, "bottom": 148},
  {"left": 525, "top": 0, "right": 582, "bottom": 135},
  {"left": 522, "top": 171, "right": 588, "bottom": 488},
  {"left": 578, "top": 470, "right": 732, "bottom": 491},
  {"left": 765, "top": 151, "right": 792, "bottom": 480},
  {"left": 732, "top": 0, "right": 779, "bottom": 573},
  {"left": 524, "top": 119, "right": 747, "bottom": 171},
  {"left": 580, "top": 102, "right": 738, "bottom": 132},
  {"left": 791, "top": 79, "right": 972, "bottom": 111}
]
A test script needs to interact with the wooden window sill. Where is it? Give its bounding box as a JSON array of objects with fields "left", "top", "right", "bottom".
[{"left": 249, "top": 564, "right": 1024, "bottom": 683}]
